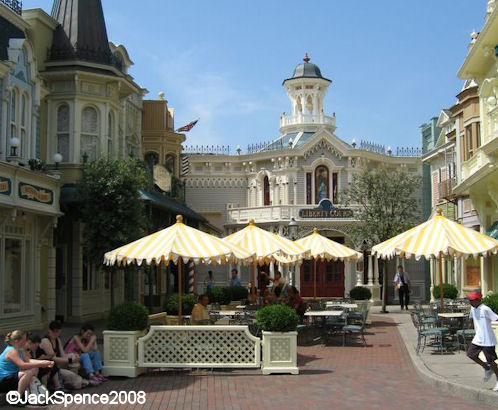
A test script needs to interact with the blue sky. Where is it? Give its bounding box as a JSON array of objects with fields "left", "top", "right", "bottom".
[{"left": 24, "top": 0, "right": 485, "bottom": 152}]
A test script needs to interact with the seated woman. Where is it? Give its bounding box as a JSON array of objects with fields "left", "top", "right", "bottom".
[
  {"left": 65, "top": 324, "right": 106, "bottom": 384},
  {"left": 286, "top": 286, "right": 307, "bottom": 319},
  {"left": 191, "top": 294, "right": 210, "bottom": 325},
  {"left": 40, "top": 321, "right": 93, "bottom": 389},
  {"left": 0, "top": 330, "right": 53, "bottom": 395},
  {"left": 26, "top": 333, "right": 61, "bottom": 391}
]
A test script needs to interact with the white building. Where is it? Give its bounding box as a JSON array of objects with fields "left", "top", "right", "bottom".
[{"left": 184, "top": 55, "right": 424, "bottom": 302}]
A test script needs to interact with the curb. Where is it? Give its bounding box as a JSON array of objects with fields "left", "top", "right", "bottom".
[{"left": 395, "top": 318, "right": 498, "bottom": 408}]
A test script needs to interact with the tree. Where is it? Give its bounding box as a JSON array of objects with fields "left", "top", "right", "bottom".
[
  {"left": 342, "top": 167, "right": 422, "bottom": 312},
  {"left": 77, "top": 158, "right": 149, "bottom": 264}
]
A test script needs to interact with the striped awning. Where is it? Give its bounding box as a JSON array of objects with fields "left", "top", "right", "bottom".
[
  {"left": 372, "top": 209, "right": 498, "bottom": 260},
  {"left": 104, "top": 215, "right": 254, "bottom": 266},
  {"left": 295, "top": 228, "right": 363, "bottom": 261},
  {"left": 223, "top": 220, "right": 308, "bottom": 264}
]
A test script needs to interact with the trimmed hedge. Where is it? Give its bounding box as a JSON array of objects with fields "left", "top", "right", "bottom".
[
  {"left": 256, "top": 304, "right": 299, "bottom": 332},
  {"left": 107, "top": 302, "right": 148, "bottom": 331},
  {"left": 229, "top": 286, "right": 249, "bottom": 301},
  {"left": 349, "top": 286, "right": 372, "bottom": 300},
  {"left": 432, "top": 283, "right": 458, "bottom": 300},
  {"left": 164, "top": 293, "right": 196, "bottom": 315},
  {"left": 483, "top": 293, "right": 498, "bottom": 314},
  {"left": 207, "top": 286, "right": 232, "bottom": 305}
]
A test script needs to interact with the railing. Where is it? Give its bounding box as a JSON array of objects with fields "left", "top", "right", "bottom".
[
  {"left": 280, "top": 113, "right": 336, "bottom": 128},
  {"left": 137, "top": 325, "right": 261, "bottom": 368},
  {"left": 247, "top": 139, "right": 283, "bottom": 154},
  {"left": 183, "top": 145, "right": 230, "bottom": 155},
  {"left": 396, "top": 147, "right": 422, "bottom": 157},
  {"left": 438, "top": 178, "right": 455, "bottom": 200},
  {"left": 359, "top": 140, "right": 385, "bottom": 154},
  {"left": 0, "top": 0, "right": 22, "bottom": 14},
  {"left": 461, "top": 153, "right": 482, "bottom": 180}
]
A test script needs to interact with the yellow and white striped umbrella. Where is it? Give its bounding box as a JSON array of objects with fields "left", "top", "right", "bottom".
[
  {"left": 104, "top": 215, "right": 254, "bottom": 267},
  {"left": 295, "top": 228, "right": 363, "bottom": 261},
  {"left": 223, "top": 219, "right": 308, "bottom": 264},
  {"left": 372, "top": 209, "right": 498, "bottom": 260}
]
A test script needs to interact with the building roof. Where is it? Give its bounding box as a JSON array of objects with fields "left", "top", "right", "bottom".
[
  {"left": 283, "top": 53, "right": 331, "bottom": 84},
  {"left": 258, "top": 131, "right": 317, "bottom": 152},
  {"left": 48, "top": 0, "right": 119, "bottom": 70},
  {"left": 0, "top": 14, "right": 25, "bottom": 61}
]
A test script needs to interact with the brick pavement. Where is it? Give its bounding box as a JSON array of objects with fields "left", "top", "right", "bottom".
[{"left": 1, "top": 316, "right": 494, "bottom": 410}]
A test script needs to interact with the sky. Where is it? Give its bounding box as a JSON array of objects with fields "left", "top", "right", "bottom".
[{"left": 23, "top": 0, "right": 486, "bottom": 153}]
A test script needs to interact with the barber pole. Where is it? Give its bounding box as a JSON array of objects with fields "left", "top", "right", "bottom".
[{"left": 188, "top": 260, "right": 195, "bottom": 295}]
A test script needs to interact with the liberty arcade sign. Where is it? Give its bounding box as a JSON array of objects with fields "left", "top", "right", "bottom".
[{"left": 299, "top": 199, "right": 354, "bottom": 219}]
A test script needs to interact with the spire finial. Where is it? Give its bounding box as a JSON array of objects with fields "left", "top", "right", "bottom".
[
  {"left": 249, "top": 219, "right": 255, "bottom": 225},
  {"left": 176, "top": 214, "right": 183, "bottom": 223},
  {"left": 303, "top": 52, "right": 310, "bottom": 63},
  {"left": 436, "top": 208, "right": 442, "bottom": 216},
  {"left": 313, "top": 227, "right": 318, "bottom": 234}
]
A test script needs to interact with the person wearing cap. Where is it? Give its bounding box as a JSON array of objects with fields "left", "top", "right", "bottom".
[{"left": 466, "top": 291, "right": 498, "bottom": 392}]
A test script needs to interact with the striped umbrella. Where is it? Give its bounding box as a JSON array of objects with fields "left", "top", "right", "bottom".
[
  {"left": 295, "top": 228, "right": 363, "bottom": 299},
  {"left": 372, "top": 209, "right": 498, "bottom": 307},
  {"left": 224, "top": 219, "right": 308, "bottom": 295},
  {"left": 104, "top": 215, "right": 254, "bottom": 321}
]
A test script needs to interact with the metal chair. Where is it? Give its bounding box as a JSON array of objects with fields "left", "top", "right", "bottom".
[
  {"left": 410, "top": 311, "right": 450, "bottom": 354},
  {"left": 342, "top": 308, "right": 367, "bottom": 347},
  {"left": 455, "top": 315, "right": 475, "bottom": 351}
]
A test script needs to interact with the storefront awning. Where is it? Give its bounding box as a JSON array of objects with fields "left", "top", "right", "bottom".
[
  {"left": 487, "top": 221, "right": 498, "bottom": 240},
  {"left": 138, "top": 189, "right": 206, "bottom": 224}
]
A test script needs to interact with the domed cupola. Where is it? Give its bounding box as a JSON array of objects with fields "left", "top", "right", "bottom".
[{"left": 280, "top": 53, "right": 335, "bottom": 134}]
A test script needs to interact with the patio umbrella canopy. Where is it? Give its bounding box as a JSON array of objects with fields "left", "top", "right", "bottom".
[
  {"left": 104, "top": 215, "right": 254, "bottom": 321},
  {"left": 295, "top": 228, "right": 363, "bottom": 299},
  {"left": 372, "top": 209, "right": 498, "bottom": 307},
  {"left": 223, "top": 219, "right": 308, "bottom": 294}
]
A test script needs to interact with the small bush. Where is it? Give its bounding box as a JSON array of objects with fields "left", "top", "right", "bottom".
[
  {"left": 164, "top": 293, "right": 196, "bottom": 315},
  {"left": 229, "top": 286, "right": 249, "bottom": 301},
  {"left": 432, "top": 283, "right": 458, "bottom": 300},
  {"left": 483, "top": 293, "right": 498, "bottom": 314},
  {"left": 349, "top": 286, "right": 372, "bottom": 300},
  {"left": 256, "top": 304, "right": 299, "bottom": 332},
  {"left": 107, "top": 302, "right": 148, "bottom": 331},
  {"left": 207, "top": 286, "right": 232, "bottom": 305}
]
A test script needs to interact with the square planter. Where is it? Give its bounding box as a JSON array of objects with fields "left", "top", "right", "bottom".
[
  {"left": 103, "top": 330, "right": 147, "bottom": 378},
  {"left": 261, "top": 331, "right": 298, "bottom": 375}
]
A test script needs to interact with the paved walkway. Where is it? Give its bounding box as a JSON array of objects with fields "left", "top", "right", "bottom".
[{"left": 5, "top": 310, "right": 494, "bottom": 409}]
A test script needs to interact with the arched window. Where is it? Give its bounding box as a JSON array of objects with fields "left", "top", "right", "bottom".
[
  {"left": 315, "top": 165, "right": 329, "bottom": 204},
  {"left": 107, "top": 112, "right": 114, "bottom": 158},
  {"left": 263, "top": 175, "right": 270, "bottom": 206},
  {"left": 80, "top": 106, "right": 99, "bottom": 162},
  {"left": 165, "top": 153, "right": 175, "bottom": 174},
  {"left": 57, "top": 104, "right": 70, "bottom": 162}
]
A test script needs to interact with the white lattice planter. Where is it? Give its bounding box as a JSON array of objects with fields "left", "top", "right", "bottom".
[
  {"left": 103, "top": 330, "right": 147, "bottom": 378},
  {"left": 138, "top": 325, "right": 261, "bottom": 368},
  {"left": 261, "top": 331, "right": 299, "bottom": 375}
]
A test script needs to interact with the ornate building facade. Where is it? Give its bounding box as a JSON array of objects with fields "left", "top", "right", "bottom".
[{"left": 183, "top": 56, "right": 424, "bottom": 302}]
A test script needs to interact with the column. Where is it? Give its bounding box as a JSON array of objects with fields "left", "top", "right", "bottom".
[
  {"left": 367, "top": 255, "right": 374, "bottom": 285},
  {"left": 356, "top": 265, "right": 363, "bottom": 286},
  {"left": 373, "top": 257, "right": 379, "bottom": 285},
  {"left": 481, "top": 256, "right": 488, "bottom": 296}
]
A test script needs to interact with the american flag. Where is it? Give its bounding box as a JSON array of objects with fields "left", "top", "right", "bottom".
[{"left": 176, "top": 118, "right": 199, "bottom": 132}]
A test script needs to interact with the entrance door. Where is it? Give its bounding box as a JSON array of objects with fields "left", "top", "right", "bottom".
[{"left": 300, "top": 260, "right": 344, "bottom": 297}]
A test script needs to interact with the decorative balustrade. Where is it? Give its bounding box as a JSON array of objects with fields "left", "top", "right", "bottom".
[
  {"left": 183, "top": 145, "right": 231, "bottom": 155},
  {"left": 247, "top": 139, "right": 283, "bottom": 154},
  {"left": 137, "top": 326, "right": 261, "bottom": 368},
  {"left": 461, "top": 153, "right": 481, "bottom": 180},
  {"left": 396, "top": 147, "right": 422, "bottom": 157},
  {"left": 1, "top": 0, "right": 22, "bottom": 14},
  {"left": 438, "top": 178, "right": 456, "bottom": 200},
  {"left": 279, "top": 113, "right": 336, "bottom": 128},
  {"left": 359, "top": 140, "right": 386, "bottom": 154}
]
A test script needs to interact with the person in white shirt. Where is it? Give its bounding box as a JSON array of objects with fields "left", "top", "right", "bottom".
[
  {"left": 466, "top": 291, "right": 498, "bottom": 392},
  {"left": 393, "top": 265, "right": 411, "bottom": 310}
]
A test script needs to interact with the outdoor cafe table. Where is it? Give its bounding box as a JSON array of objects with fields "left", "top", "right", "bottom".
[
  {"left": 438, "top": 312, "right": 467, "bottom": 319},
  {"left": 209, "top": 310, "right": 239, "bottom": 317},
  {"left": 305, "top": 310, "right": 344, "bottom": 317},
  {"left": 325, "top": 302, "right": 358, "bottom": 309}
]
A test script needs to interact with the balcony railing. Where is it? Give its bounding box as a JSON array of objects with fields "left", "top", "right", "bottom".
[
  {"left": 1, "top": 0, "right": 22, "bottom": 14},
  {"left": 279, "top": 113, "right": 336, "bottom": 129},
  {"left": 438, "top": 178, "right": 455, "bottom": 200}
]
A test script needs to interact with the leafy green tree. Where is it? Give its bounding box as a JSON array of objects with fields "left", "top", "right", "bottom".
[
  {"left": 342, "top": 167, "right": 422, "bottom": 311},
  {"left": 77, "top": 158, "right": 149, "bottom": 264}
]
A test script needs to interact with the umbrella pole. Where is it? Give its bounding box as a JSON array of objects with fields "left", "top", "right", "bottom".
[
  {"left": 178, "top": 260, "right": 183, "bottom": 324},
  {"left": 253, "top": 261, "right": 257, "bottom": 300},
  {"left": 439, "top": 252, "right": 444, "bottom": 310},
  {"left": 313, "top": 258, "right": 317, "bottom": 299}
]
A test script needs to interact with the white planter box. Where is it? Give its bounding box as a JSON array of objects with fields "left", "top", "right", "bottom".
[
  {"left": 103, "top": 330, "right": 147, "bottom": 378},
  {"left": 261, "top": 331, "right": 298, "bottom": 375}
]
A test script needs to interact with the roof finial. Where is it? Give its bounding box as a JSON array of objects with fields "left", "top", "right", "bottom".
[
  {"left": 303, "top": 52, "right": 310, "bottom": 63},
  {"left": 436, "top": 208, "right": 442, "bottom": 216}
]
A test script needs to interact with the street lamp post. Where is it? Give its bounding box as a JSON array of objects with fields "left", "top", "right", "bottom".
[{"left": 288, "top": 217, "right": 298, "bottom": 285}]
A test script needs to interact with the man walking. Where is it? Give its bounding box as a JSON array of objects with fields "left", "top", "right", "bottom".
[
  {"left": 466, "top": 291, "right": 498, "bottom": 392},
  {"left": 393, "top": 265, "right": 410, "bottom": 310}
]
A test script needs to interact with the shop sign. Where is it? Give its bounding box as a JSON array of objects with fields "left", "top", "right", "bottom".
[
  {"left": 18, "top": 182, "right": 53, "bottom": 205},
  {"left": 299, "top": 199, "right": 353, "bottom": 219},
  {"left": 0, "top": 176, "right": 12, "bottom": 195}
]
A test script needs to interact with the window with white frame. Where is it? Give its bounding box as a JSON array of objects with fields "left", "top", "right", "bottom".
[
  {"left": 57, "top": 104, "right": 70, "bottom": 162},
  {"left": 20, "top": 93, "right": 28, "bottom": 154},
  {"left": 10, "top": 89, "right": 17, "bottom": 142},
  {"left": 80, "top": 106, "right": 99, "bottom": 162}
]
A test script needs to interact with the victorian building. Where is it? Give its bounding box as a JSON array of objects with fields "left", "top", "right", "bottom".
[{"left": 183, "top": 55, "right": 424, "bottom": 302}]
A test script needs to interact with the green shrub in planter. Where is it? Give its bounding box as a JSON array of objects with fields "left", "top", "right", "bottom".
[
  {"left": 256, "top": 304, "right": 299, "bottom": 332},
  {"left": 483, "top": 293, "right": 498, "bottom": 314},
  {"left": 164, "top": 293, "right": 196, "bottom": 315},
  {"left": 107, "top": 302, "right": 148, "bottom": 331},
  {"left": 207, "top": 286, "right": 232, "bottom": 305},
  {"left": 432, "top": 283, "right": 458, "bottom": 300},
  {"left": 229, "top": 285, "right": 249, "bottom": 301},
  {"left": 349, "top": 286, "right": 372, "bottom": 300}
]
